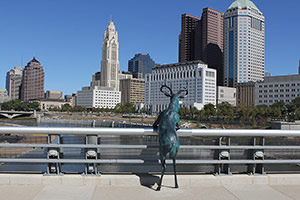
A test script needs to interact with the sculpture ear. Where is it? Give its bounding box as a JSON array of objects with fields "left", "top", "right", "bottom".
[
  {"left": 178, "top": 89, "right": 188, "bottom": 98},
  {"left": 178, "top": 82, "right": 188, "bottom": 98},
  {"left": 160, "top": 85, "right": 173, "bottom": 97}
]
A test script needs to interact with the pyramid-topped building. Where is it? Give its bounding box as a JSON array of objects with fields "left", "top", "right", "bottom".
[{"left": 20, "top": 57, "right": 44, "bottom": 102}]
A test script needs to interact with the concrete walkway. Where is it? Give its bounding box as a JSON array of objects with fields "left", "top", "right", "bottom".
[{"left": 1, "top": 174, "right": 300, "bottom": 200}]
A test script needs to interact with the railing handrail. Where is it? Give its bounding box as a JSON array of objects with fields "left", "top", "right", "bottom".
[{"left": 0, "top": 126, "right": 300, "bottom": 137}]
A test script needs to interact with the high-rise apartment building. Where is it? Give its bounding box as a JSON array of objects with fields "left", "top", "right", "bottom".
[
  {"left": 6, "top": 66, "right": 23, "bottom": 100},
  {"left": 100, "top": 20, "right": 119, "bottom": 91},
  {"left": 224, "top": 0, "right": 265, "bottom": 87},
  {"left": 20, "top": 57, "right": 44, "bottom": 102},
  {"left": 128, "top": 53, "right": 155, "bottom": 78},
  {"left": 178, "top": 9, "right": 224, "bottom": 86},
  {"left": 201, "top": 8, "right": 224, "bottom": 86},
  {"left": 179, "top": 14, "right": 201, "bottom": 63}
]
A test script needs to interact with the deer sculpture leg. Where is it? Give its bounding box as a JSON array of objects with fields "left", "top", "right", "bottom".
[
  {"left": 157, "top": 159, "right": 166, "bottom": 191},
  {"left": 173, "top": 158, "right": 178, "bottom": 188}
]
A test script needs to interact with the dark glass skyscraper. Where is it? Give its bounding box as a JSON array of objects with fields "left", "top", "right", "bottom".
[
  {"left": 128, "top": 53, "right": 156, "bottom": 78},
  {"left": 179, "top": 14, "right": 201, "bottom": 63},
  {"left": 179, "top": 8, "right": 224, "bottom": 86}
]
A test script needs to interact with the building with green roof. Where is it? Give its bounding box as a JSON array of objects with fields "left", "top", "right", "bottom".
[{"left": 224, "top": 0, "right": 265, "bottom": 87}]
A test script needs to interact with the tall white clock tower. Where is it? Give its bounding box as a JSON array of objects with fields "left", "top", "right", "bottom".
[{"left": 100, "top": 20, "right": 119, "bottom": 91}]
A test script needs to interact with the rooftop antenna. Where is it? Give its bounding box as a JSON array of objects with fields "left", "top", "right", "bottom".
[
  {"left": 21, "top": 56, "right": 23, "bottom": 66},
  {"left": 110, "top": 14, "right": 112, "bottom": 22}
]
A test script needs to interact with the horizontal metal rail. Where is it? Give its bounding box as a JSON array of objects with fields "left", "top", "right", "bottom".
[
  {"left": 1, "top": 126, "right": 300, "bottom": 174},
  {"left": 2, "top": 143, "right": 300, "bottom": 150},
  {"left": 1, "top": 126, "right": 300, "bottom": 137},
  {"left": 0, "top": 158, "right": 300, "bottom": 165}
]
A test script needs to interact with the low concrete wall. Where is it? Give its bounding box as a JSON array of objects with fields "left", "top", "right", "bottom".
[
  {"left": 1, "top": 174, "right": 300, "bottom": 186},
  {"left": 271, "top": 121, "right": 300, "bottom": 130}
]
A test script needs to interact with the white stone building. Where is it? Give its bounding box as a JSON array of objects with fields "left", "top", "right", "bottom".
[
  {"left": 145, "top": 61, "right": 216, "bottom": 114},
  {"left": 0, "top": 89, "right": 11, "bottom": 104},
  {"left": 100, "top": 20, "right": 119, "bottom": 91},
  {"left": 224, "top": 0, "right": 265, "bottom": 87},
  {"left": 77, "top": 19, "right": 122, "bottom": 109},
  {"left": 77, "top": 86, "right": 121, "bottom": 109},
  {"left": 255, "top": 75, "right": 300, "bottom": 106},
  {"left": 217, "top": 86, "right": 236, "bottom": 106},
  {"left": 33, "top": 99, "right": 70, "bottom": 111}
]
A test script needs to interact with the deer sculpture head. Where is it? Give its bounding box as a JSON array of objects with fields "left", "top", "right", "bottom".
[{"left": 160, "top": 83, "right": 188, "bottom": 111}]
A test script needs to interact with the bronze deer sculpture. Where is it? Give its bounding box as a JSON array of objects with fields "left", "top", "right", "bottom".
[{"left": 153, "top": 84, "right": 188, "bottom": 191}]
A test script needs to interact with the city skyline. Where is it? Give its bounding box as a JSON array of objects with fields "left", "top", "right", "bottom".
[{"left": 0, "top": 0, "right": 299, "bottom": 95}]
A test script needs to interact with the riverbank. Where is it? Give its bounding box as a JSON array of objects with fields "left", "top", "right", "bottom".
[{"left": 0, "top": 112, "right": 271, "bottom": 129}]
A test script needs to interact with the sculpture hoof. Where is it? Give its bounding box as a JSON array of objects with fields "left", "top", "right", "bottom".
[
  {"left": 175, "top": 185, "right": 179, "bottom": 188},
  {"left": 156, "top": 187, "right": 161, "bottom": 191}
]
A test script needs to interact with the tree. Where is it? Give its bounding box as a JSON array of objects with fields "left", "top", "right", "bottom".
[
  {"left": 140, "top": 107, "right": 147, "bottom": 114},
  {"left": 189, "top": 107, "right": 198, "bottom": 120},
  {"left": 293, "top": 97, "right": 300, "bottom": 108},
  {"left": 204, "top": 104, "right": 216, "bottom": 121},
  {"left": 0, "top": 99, "right": 40, "bottom": 111},
  {"left": 61, "top": 104, "right": 72, "bottom": 112},
  {"left": 114, "top": 103, "right": 135, "bottom": 114},
  {"left": 271, "top": 102, "right": 286, "bottom": 118},
  {"left": 272, "top": 107, "right": 281, "bottom": 120},
  {"left": 28, "top": 102, "right": 40, "bottom": 111},
  {"left": 72, "top": 106, "right": 87, "bottom": 112},
  {"left": 286, "top": 102, "right": 296, "bottom": 121},
  {"left": 295, "top": 107, "right": 300, "bottom": 120}
]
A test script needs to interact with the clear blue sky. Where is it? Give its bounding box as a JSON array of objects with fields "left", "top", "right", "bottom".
[{"left": 0, "top": 0, "right": 299, "bottom": 95}]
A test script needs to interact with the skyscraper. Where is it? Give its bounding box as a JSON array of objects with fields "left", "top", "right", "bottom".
[
  {"left": 179, "top": 14, "right": 201, "bottom": 63},
  {"left": 20, "top": 57, "right": 44, "bottom": 102},
  {"left": 100, "top": 20, "right": 119, "bottom": 91},
  {"left": 178, "top": 9, "right": 224, "bottom": 86},
  {"left": 201, "top": 8, "right": 224, "bottom": 86},
  {"left": 128, "top": 53, "right": 156, "bottom": 78},
  {"left": 224, "top": 0, "right": 265, "bottom": 87},
  {"left": 77, "top": 19, "right": 121, "bottom": 109},
  {"left": 6, "top": 66, "right": 23, "bottom": 100}
]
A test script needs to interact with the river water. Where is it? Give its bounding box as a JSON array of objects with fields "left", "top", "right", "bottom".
[{"left": 1, "top": 120, "right": 300, "bottom": 174}]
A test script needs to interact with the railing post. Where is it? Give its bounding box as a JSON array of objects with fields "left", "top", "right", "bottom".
[
  {"left": 46, "top": 134, "right": 62, "bottom": 175},
  {"left": 248, "top": 137, "right": 266, "bottom": 175},
  {"left": 84, "top": 135, "right": 100, "bottom": 175},
  {"left": 215, "top": 136, "right": 231, "bottom": 175}
]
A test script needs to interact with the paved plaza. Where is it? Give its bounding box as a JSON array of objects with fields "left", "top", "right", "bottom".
[{"left": 1, "top": 174, "right": 300, "bottom": 200}]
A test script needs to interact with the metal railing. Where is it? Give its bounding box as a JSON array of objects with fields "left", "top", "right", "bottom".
[{"left": 1, "top": 127, "right": 300, "bottom": 175}]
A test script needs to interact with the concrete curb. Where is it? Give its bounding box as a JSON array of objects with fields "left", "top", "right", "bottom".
[{"left": 1, "top": 174, "right": 300, "bottom": 186}]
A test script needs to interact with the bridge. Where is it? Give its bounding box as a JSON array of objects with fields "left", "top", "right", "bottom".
[
  {"left": 1, "top": 174, "right": 300, "bottom": 199},
  {"left": 0, "top": 110, "right": 34, "bottom": 119},
  {"left": 1, "top": 127, "right": 300, "bottom": 199}
]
